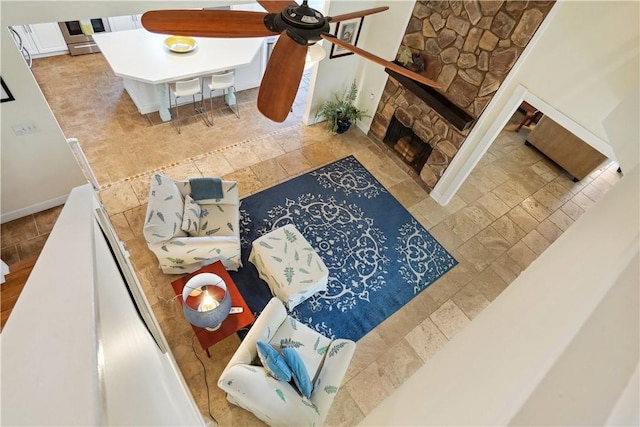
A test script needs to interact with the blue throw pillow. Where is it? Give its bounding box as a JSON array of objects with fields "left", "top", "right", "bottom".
[
  {"left": 282, "top": 347, "right": 313, "bottom": 398},
  {"left": 256, "top": 341, "right": 292, "bottom": 382}
]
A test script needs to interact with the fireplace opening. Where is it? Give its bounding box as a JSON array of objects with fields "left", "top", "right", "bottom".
[{"left": 383, "top": 115, "right": 433, "bottom": 173}]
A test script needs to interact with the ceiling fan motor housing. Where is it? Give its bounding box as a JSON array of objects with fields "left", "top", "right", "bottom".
[{"left": 264, "top": 3, "right": 330, "bottom": 46}]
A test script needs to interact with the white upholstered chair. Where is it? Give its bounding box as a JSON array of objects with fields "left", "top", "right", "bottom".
[
  {"left": 218, "top": 298, "right": 356, "bottom": 426},
  {"left": 143, "top": 174, "right": 241, "bottom": 274}
]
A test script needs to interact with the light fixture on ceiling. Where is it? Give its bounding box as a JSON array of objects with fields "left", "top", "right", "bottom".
[{"left": 304, "top": 43, "right": 326, "bottom": 70}]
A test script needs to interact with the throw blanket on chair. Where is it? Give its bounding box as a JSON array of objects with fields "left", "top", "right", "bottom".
[{"left": 190, "top": 177, "right": 223, "bottom": 201}]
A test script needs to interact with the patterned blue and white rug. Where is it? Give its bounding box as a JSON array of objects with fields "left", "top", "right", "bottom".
[{"left": 230, "top": 156, "right": 457, "bottom": 342}]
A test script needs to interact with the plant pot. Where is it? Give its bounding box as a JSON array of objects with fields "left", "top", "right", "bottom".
[{"left": 336, "top": 119, "right": 352, "bottom": 134}]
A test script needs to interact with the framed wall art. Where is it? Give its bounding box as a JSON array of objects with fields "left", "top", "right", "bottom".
[
  {"left": 329, "top": 16, "right": 364, "bottom": 59},
  {"left": 1, "top": 78, "right": 15, "bottom": 103}
]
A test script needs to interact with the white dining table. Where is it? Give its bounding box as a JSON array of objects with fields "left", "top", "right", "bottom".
[{"left": 93, "top": 29, "right": 265, "bottom": 121}]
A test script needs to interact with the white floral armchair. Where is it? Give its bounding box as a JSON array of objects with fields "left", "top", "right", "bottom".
[
  {"left": 143, "top": 174, "right": 241, "bottom": 274},
  {"left": 218, "top": 298, "right": 356, "bottom": 426}
]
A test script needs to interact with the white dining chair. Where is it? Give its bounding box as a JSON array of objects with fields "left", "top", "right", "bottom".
[
  {"left": 168, "top": 77, "right": 210, "bottom": 134},
  {"left": 206, "top": 70, "right": 239, "bottom": 123}
]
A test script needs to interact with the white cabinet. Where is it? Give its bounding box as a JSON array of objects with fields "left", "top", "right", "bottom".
[
  {"left": 29, "top": 23, "right": 68, "bottom": 53},
  {"left": 10, "top": 23, "right": 67, "bottom": 57},
  {"left": 10, "top": 25, "right": 37, "bottom": 53},
  {"left": 108, "top": 15, "right": 143, "bottom": 32}
]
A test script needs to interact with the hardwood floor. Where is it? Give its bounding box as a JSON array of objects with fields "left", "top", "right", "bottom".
[{"left": 1, "top": 257, "right": 37, "bottom": 330}]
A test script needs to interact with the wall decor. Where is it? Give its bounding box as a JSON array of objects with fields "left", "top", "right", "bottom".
[
  {"left": 1, "top": 78, "right": 15, "bottom": 103},
  {"left": 329, "top": 16, "right": 364, "bottom": 59}
]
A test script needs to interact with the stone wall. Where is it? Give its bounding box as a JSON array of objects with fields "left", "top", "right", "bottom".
[{"left": 369, "top": 0, "right": 555, "bottom": 191}]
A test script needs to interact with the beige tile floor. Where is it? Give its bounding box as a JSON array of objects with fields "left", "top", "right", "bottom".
[{"left": 6, "top": 52, "right": 622, "bottom": 426}]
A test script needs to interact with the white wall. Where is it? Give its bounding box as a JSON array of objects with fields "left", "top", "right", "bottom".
[
  {"left": 0, "top": 1, "right": 247, "bottom": 223},
  {"left": 430, "top": 0, "right": 639, "bottom": 204},
  {"left": 355, "top": 0, "right": 414, "bottom": 132},
  {"left": 1, "top": 185, "right": 101, "bottom": 425},
  {"left": 1, "top": 26, "right": 87, "bottom": 222},
  {"left": 307, "top": 0, "right": 380, "bottom": 122}
]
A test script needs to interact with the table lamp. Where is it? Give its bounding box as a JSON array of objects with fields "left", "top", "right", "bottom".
[{"left": 182, "top": 273, "right": 231, "bottom": 331}]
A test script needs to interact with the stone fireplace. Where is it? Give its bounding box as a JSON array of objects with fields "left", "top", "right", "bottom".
[
  {"left": 383, "top": 115, "right": 433, "bottom": 173},
  {"left": 369, "top": 0, "right": 555, "bottom": 191}
]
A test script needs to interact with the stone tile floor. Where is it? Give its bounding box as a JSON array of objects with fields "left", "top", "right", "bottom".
[{"left": 0, "top": 52, "right": 621, "bottom": 426}]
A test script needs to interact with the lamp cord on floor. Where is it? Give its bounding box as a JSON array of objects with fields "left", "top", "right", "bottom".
[
  {"left": 157, "top": 294, "right": 181, "bottom": 304},
  {"left": 191, "top": 333, "right": 219, "bottom": 427}
]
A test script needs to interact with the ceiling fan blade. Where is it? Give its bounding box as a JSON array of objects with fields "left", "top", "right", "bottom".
[
  {"left": 257, "top": 0, "right": 299, "bottom": 14},
  {"left": 257, "top": 33, "right": 307, "bottom": 122},
  {"left": 328, "top": 6, "right": 389, "bottom": 23},
  {"left": 320, "top": 34, "right": 442, "bottom": 88},
  {"left": 141, "top": 10, "right": 278, "bottom": 38}
]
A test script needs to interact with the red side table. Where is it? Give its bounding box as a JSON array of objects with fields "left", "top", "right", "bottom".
[{"left": 171, "top": 261, "right": 254, "bottom": 357}]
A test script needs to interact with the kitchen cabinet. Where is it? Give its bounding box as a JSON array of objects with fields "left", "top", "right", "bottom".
[
  {"left": 108, "top": 14, "right": 144, "bottom": 32},
  {"left": 29, "top": 23, "right": 67, "bottom": 53},
  {"left": 10, "top": 25, "right": 37, "bottom": 54},
  {"left": 10, "top": 23, "right": 67, "bottom": 57},
  {"left": 526, "top": 115, "right": 607, "bottom": 181}
]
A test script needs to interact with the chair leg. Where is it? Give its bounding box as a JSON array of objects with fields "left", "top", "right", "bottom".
[
  {"left": 201, "top": 81, "right": 212, "bottom": 127},
  {"left": 200, "top": 92, "right": 211, "bottom": 126},
  {"left": 209, "top": 92, "right": 214, "bottom": 125},
  {"left": 171, "top": 90, "right": 181, "bottom": 135}
]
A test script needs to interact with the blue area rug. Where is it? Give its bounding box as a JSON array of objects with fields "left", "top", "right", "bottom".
[{"left": 230, "top": 156, "right": 457, "bottom": 342}]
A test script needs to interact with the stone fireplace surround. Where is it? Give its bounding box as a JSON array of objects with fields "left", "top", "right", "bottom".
[{"left": 369, "top": 0, "right": 555, "bottom": 192}]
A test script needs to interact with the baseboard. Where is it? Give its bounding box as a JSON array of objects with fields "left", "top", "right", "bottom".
[
  {"left": 0, "top": 194, "right": 68, "bottom": 224},
  {"left": 428, "top": 187, "right": 450, "bottom": 206}
]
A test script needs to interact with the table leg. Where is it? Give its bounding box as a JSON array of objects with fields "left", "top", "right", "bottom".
[
  {"left": 157, "top": 83, "right": 172, "bottom": 122},
  {"left": 224, "top": 90, "right": 236, "bottom": 107}
]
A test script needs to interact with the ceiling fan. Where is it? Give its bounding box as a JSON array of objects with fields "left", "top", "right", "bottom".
[{"left": 141, "top": 0, "right": 441, "bottom": 123}]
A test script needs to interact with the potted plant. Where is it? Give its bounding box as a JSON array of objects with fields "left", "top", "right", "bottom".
[{"left": 316, "top": 81, "right": 368, "bottom": 134}]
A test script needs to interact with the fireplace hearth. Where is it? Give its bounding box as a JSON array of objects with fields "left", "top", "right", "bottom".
[{"left": 384, "top": 115, "right": 433, "bottom": 173}]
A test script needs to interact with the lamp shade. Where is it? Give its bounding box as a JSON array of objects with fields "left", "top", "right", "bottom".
[{"left": 182, "top": 273, "right": 231, "bottom": 330}]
